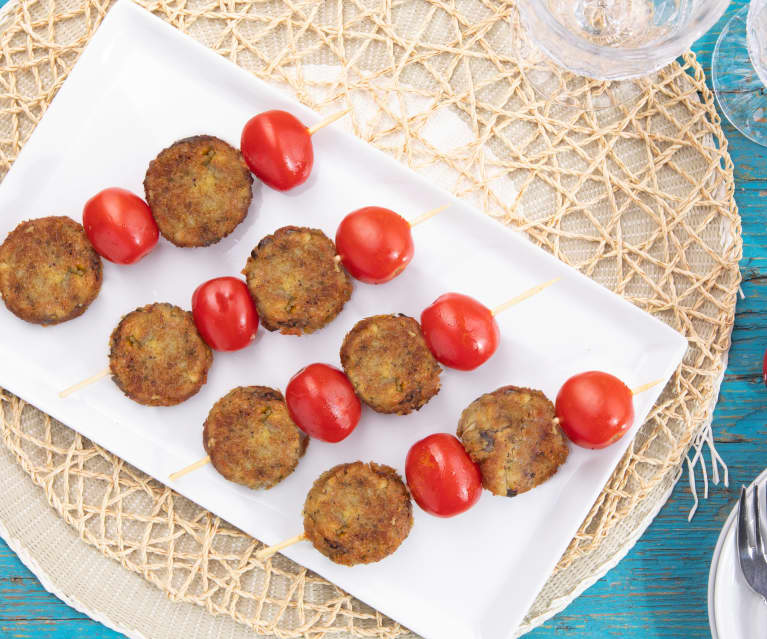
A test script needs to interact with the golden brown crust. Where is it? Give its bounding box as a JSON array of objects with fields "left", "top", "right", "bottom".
[
  {"left": 203, "top": 386, "right": 307, "bottom": 489},
  {"left": 0, "top": 216, "right": 102, "bottom": 325},
  {"left": 144, "top": 135, "right": 253, "bottom": 247},
  {"left": 109, "top": 303, "right": 213, "bottom": 406},
  {"left": 242, "top": 226, "right": 352, "bottom": 335},
  {"left": 457, "top": 385, "right": 569, "bottom": 497},
  {"left": 340, "top": 314, "right": 441, "bottom": 414},
  {"left": 303, "top": 461, "right": 413, "bottom": 566}
]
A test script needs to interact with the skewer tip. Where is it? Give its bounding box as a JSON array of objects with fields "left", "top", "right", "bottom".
[
  {"left": 168, "top": 455, "right": 211, "bottom": 482},
  {"left": 58, "top": 367, "right": 110, "bottom": 398},
  {"left": 631, "top": 378, "right": 664, "bottom": 396},
  {"left": 409, "top": 204, "right": 450, "bottom": 228},
  {"left": 491, "top": 277, "right": 561, "bottom": 316},
  {"left": 307, "top": 107, "right": 352, "bottom": 136},
  {"left": 255, "top": 532, "right": 308, "bottom": 562}
]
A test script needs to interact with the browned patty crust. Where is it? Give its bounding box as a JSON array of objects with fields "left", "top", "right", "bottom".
[
  {"left": 144, "top": 135, "right": 253, "bottom": 247},
  {"left": 109, "top": 303, "right": 213, "bottom": 406},
  {"left": 203, "top": 386, "right": 308, "bottom": 489},
  {"left": 303, "top": 461, "right": 413, "bottom": 566},
  {"left": 242, "top": 226, "right": 352, "bottom": 335},
  {"left": 457, "top": 386, "right": 569, "bottom": 497},
  {"left": 340, "top": 314, "right": 441, "bottom": 415},
  {"left": 0, "top": 216, "right": 102, "bottom": 325}
]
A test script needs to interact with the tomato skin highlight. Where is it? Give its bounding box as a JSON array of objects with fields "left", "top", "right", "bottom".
[
  {"left": 420, "top": 293, "right": 500, "bottom": 370},
  {"left": 555, "top": 371, "right": 634, "bottom": 449},
  {"left": 82, "top": 187, "right": 159, "bottom": 264},
  {"left": 240, "top": 110, "right": 313, "bottom": 191},
  {"left": 335, "top": 206, "right": 414, "bottom": 284},
  {"left": 191, "top": 277, "right": 259, "bottom": 351},
  {"left": 405, "top": 433, "right": 482, "bottom": 517},
  {"left": 285, "top": 363, "right": 361, "bottom": 443}
]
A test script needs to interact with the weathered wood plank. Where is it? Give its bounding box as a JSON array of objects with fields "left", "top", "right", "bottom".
[{"left": 0, "top": 620, "right": 116, "bottom": 639}]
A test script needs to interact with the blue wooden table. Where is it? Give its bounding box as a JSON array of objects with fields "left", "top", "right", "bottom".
[{"left": 0, "top": 2, "right": 764, "bottom": 637}]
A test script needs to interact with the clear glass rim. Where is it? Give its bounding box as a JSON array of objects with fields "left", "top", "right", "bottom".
[
  {"left": 524, "top": 0, "right": 732, "bottom": 65},
  {"left": 746, "top": 0, "right": 767, "bottom": 87}
]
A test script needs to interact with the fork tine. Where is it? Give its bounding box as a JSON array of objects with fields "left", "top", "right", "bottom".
[
  {"left": 738, "top": 485, "right": 752, "bottom": 559},
  {"left": 757, "top": 484, "right": 767, "bottom": 559}
]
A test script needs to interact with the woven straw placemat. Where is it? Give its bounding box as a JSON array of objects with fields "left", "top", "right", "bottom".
[{"left": 0, "top": 0, "right": 741, "bottom": 637}]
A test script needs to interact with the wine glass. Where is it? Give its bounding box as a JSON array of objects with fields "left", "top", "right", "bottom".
[
  {"left": 516, "top": 1, "right": 732, "bottom": 110},
  {"left": 713, "top": 1, "right": 767, "bottom": 146}
]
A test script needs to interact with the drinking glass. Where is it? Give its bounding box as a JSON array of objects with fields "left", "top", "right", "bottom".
[
  {"left": 516, "top": 1, "right": 731, "bottom": 109},
  {"left": 713, "top": 1, "right": 767, "bottom": 146}
]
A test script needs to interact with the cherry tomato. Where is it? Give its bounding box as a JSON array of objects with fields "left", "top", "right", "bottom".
[
  {"left": 240, "top": 110, "right": 313, "bottom": 191},
  {"left": 763, "top": 348, "right": 767, "bottom": 387},
  {"left": 285, "top": 363, "right": 361, "bottom": 442},
  {"left": 191, "top": 277, "right": 259, "bottom": 351},
  {"left": 82, "top": 187, "right": 159, "bottom": 264},
  {"left": 406, "top": 433, "right": 482, "bottom": 517},
  {"left": 420, "top": 293, "right": 500, "bottom": 370},
  {"left": 555, "top": 371, "right": 634, "bottom": 449},
  {"left": 335, "top": 206, "right": 413, "bottom": 284}
]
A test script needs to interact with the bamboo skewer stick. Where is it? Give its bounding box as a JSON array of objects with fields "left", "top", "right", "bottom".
[
  {"left": 409, "top": 204, "right": 450, "bottom": 228},
  {"left": 253, "top": 357, "right": 655, "bottom": 565},
  {"left": 169, "top": 456, "right": 211, "bottom": 481},
  {"left": 59, "top": 367, "right": 109, "bottom": 398},
  {"left": 306, "top": 108, "right": 351, "bottom": 136},
  {"left": 631, "top": 379, "right": 664, "bottom": 395},
  {"left": 175, "top": 379, "right": 669, "bottom": 559},
  {"left": 255, "top": 532, "right": 308, "bottom": 562},
  {"left": 491, "top": 278, "right": 561, "bottom": 316}
]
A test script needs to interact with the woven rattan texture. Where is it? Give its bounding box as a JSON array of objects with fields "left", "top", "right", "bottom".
[{"left": 0, "top": 0, "right": 742, "bottom": 636}]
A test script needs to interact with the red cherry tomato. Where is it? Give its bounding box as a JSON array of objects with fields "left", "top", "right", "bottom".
[
  {"left": 420, "top": 293, "right": 500, "bottom": 370},
  {"left": 555, "top": 371, "right": 634, "bottom": 449},
  {"left": 763, "top": 348, "right": 767, "bottom": 387},
  {"left": 285, "top": 363, "right": 361, "bottom": 443},
  {"left": 191, "top": 277, "right": 259, "bottom": 351},
  {"left": 82, "top": 187, "right": 159, "bottom": 264},
  {"left": 335, "top": 206, "right": 414, "bottom": 284},
  {"left": 240, "top": 110, "right": 313, "bottom": 191},
  {"left": 406, "top": 433, "right": 482, "bottom": 517}
]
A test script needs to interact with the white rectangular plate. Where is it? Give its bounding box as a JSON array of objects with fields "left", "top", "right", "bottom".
[{"left": 0, "top": 3, "right": 687, "bottom": 638}]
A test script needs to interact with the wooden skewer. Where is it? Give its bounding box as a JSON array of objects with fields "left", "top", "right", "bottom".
[
  {"left": 631, "top": 379, "right": 664, "bottom": 396},
  {"left": 409, "top": 204, "right": 450, "bottom": 228},
  {"left": 491, "top": 278, "right": 561, "bottom": 316},
  {"left": 60, "top": 275, "right": 550, "bottom": 401},
  {"left": 306, "top": 107, "right": 351, "bottom": 136},
  {"left": 59, "top": 367, "right": 110, "bottom": 398},
  {"left": 181, "top": 381, "right": 670, "bottom": 560},
  {"left": 245, "top": 363, "right": 659, "bottom": 563},
  {"left": 169, "top": 455, "right": 211, "bottom": 481},
  {"left": 255, "top": 532, "right": 308, "bottom": 562}
]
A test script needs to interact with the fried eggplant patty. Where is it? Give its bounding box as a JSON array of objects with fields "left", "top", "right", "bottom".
[
  {"left": 203, "top": 386, "right": 307, "bottom": 489},
  {"left": 243, "top": 226, "right": 352, "bottom": 335},
  {"left": 340, "top": 314, "right": 441, "bottom": 414},
  {"left": 457, "top": 386, "right": 569, "bottom": 497},
  {"left": 144, "top": 135, "right": 253, "bottom": 247},
  {"left": 303, "top": 461, "right": 413, "bottom": 566},
  {"left": 0, "top": 216, "right": 102, "bottom": 325},
  {"left": 109, "top": 303, "right": 213, "bottom": 406}
]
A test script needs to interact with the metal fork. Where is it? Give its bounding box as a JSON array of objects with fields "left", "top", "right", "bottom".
[{"left": 737, "top": 484, "right": 767, "bottom": 602}]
